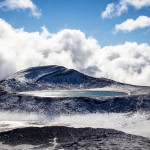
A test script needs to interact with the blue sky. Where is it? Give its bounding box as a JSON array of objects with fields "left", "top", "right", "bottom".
[{"left": 0, "top": 0, "right": 149, "bottom": 46}]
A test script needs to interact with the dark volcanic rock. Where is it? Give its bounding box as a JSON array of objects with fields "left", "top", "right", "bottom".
[{"left": 0, "top": 126, "right": 150, "bottom": 150}]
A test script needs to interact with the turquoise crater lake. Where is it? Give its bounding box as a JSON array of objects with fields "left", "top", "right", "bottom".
[{"left": 20, "top": 90, "right": 127, "bottom": 98}]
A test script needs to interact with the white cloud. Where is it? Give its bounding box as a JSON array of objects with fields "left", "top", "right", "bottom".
[
  {"left": 0, "top": 18, "right": 150, "bottom": 86},
  {"left": 101, "top": 2, "right": 127, "bottom": 18},
  {"left": 0, "top": 0, "right": 41, "bottom": 18},
  {"left": 93, "top": 42, "right": 150, "bottom": 86},
  {"left": 126, "top": 0, "right": 150, "bottom": 9},
  {"left": 101, "top": 0, "right": 150, "bottom": 18},
  {"left": 114, "top": 16, "right": 150, "bottom": 33}
]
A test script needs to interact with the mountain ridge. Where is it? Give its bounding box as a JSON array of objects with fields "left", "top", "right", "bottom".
[{"left": 0, "top": 65, "right": 121, "bottom": 92}]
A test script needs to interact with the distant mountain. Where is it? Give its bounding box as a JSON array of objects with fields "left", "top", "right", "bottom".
[{"left": 0, "top": 65, "right": 120, "bottom": 92}]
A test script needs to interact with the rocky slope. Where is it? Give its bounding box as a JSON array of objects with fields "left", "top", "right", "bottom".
[
  {"left": 0, "top": 91, "right": 150, "bottom": 115},
  {"left": 0, "top": 126, "right": 150, "bottom": 150}
]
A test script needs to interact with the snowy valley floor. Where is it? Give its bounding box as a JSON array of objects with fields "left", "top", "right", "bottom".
[{"left": 0, "top": 111, "right": 150, "bottom": 138}]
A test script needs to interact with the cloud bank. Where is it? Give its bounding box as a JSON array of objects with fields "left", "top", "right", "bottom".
[
  {"left": 102, "top": 0, "right": 150, "bottom": 18},
  {"left": 0, "top": 18, "right": 150, "bottom": 86},
  {"left": 0, "top": 0, "right": 41, "bottom": 18},
  {"left": 114, "top": 16, "right": 150, "bottom": 33}
]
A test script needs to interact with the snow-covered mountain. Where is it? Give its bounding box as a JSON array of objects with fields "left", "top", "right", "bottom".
[
  {"left": 0, "top": 65, "right": 121, "bottom": 92},
  {"left": 0, "top": 65, "right": 149, "bottom": 96}
]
